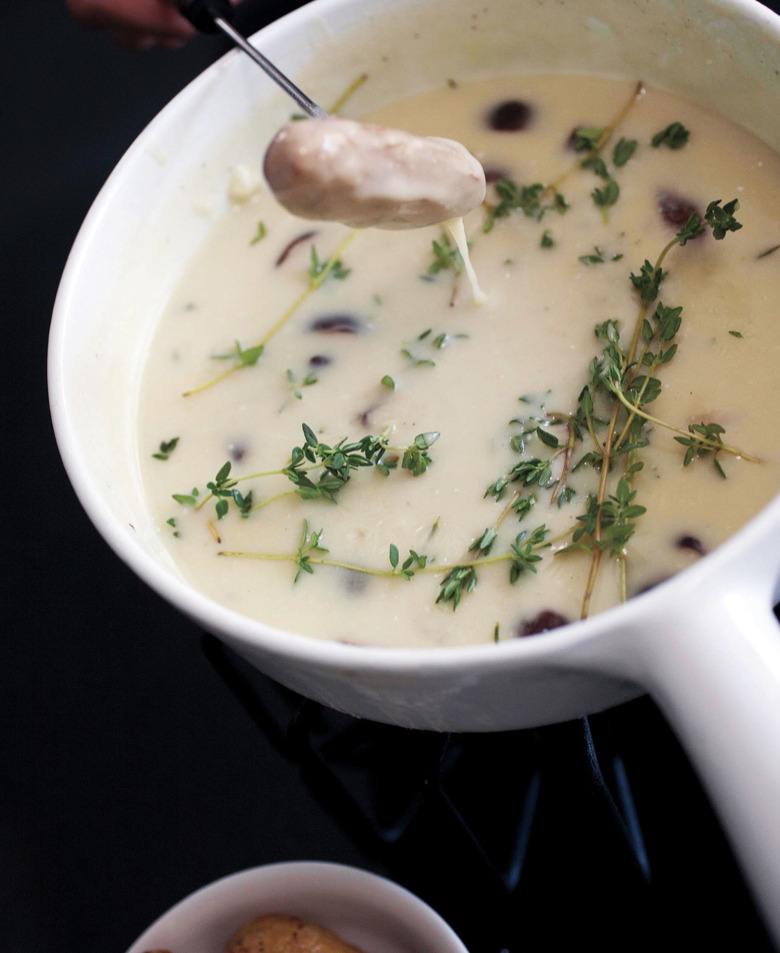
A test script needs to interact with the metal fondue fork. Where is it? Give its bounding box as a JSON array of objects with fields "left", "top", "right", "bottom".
[{"left": 178, "top": 0, "right": 328, "bottom": 118}]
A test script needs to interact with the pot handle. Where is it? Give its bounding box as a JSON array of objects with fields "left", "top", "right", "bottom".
[{"left": 640, "top": 583, "right": 780, "bottom": 944}]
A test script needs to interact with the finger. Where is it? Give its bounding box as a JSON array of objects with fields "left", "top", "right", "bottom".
[
  {"left": 66, "top": 0, "right": 196, "bottom": 41},
  {"left": 104, "top": 26, "right": 175, "bottom": 51},
  {"left": 106, "top": 28, "right": 158, "bottom": 51},
  {"left": 160, "top": 0, "right": 245, "bottom": 6}
]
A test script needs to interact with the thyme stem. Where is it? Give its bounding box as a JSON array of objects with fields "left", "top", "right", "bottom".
[
  {"left": 610, "top": 385, "right": 760, "bottom": 462},
  {"left": 183, "top": 231, "right": 359, "bottom": 397},
  {"left": 329, "top": 73, "right": 368, "bottom": 114},
  {"left": 550, "top": 80, "right": 646, "bottom": 193},
  {"left": 218, "top": 543, "right": 548, "bottom": 578}
]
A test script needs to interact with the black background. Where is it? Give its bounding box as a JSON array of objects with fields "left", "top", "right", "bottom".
[{"left": 2, "top": 1, "right": 779, "bottom": 950}]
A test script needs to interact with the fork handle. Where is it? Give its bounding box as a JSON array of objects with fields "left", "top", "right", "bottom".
[{"left": 178, "top": 0, "right": 235, "bottom": 33}]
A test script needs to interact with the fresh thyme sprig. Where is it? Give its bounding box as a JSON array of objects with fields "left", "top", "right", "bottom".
[
  {"left": 474, "top": 196, "right": 752, "bottom": 616},
  {"left": 294, "top": 520, "right": 328, "bottom": 581},
  {"left": 400, "top": 431, "right": 440, "bottom": 475},
  {"left": 219, "top": 519, "right": 550, "bottom": 609},
  {"left": 284, "top": 424, "right": 389, "bottom": 503},
  {"left": 172, "top": 424, "right": 440, "bottom": 521},
  {"left": 607, "top": 389, "right": 760, "bottom": 470},
  {"left": 435, "top": 524, "right": 549, "bottom": 609},
  {"left": 388, "top": 544, "right": 429, "bottom": 579},
  {"left": 284, "top": 367, "right": 319, "bottom": 402},
  {"left": 183, "top": 231, "right": 358, "bottom": 397},
  {"left": 483, "top": 180, "right": 568, "bottom": 232},
  {"left": 564, "top": 81, "right": 645, "bottom": 220},
  {"left": 482, "top": 80, "right": 645, "bottom": 232},
  {"left": 485, "top": 457, "right": 553, "bottom": 501},
  {"left": 675, "top": 423, "right": 729, "bottom": 478},
  {"left": 572, "top": 197, "right": 750, "bottom": 614},
  {"left": 561, "top": 477, "right": 646, "bottom": 559}
]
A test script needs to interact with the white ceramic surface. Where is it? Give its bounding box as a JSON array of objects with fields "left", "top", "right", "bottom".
[
  {"left": 124, "top": 861, "right": 468, "bottom": 953},
  {"left": 49, "top": 0, "right": 780, "bottom": 944}
]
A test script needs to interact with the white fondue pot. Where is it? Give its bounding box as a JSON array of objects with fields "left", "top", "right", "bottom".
[{"left": 49, "top": 0, "right": 780, "bottom": 942}]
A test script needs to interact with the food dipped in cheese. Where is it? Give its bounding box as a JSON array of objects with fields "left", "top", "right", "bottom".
[{"left": 263, "top": 116, "right": 487, "bottom": 229}]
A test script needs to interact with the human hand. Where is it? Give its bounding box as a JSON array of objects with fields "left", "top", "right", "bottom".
[{"left": 65, "top": 0, "right": 242, "bottom": 50}]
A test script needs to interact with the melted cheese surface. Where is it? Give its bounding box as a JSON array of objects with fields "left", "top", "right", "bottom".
[{"left": 138, "top": 74, "right": 780, "bottom": 647}]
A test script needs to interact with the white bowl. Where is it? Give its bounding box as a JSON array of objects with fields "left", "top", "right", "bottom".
[{"left": 124, "top": 861, "right": 468, "bottom": 953}]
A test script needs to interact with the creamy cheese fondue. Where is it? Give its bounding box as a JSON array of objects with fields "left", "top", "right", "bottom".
[{"left": 138, "top": 73, "right": 780, "bottom": 648}]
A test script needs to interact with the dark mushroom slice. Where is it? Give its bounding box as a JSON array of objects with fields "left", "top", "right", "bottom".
[
  {"left": 481, "top": 164, "right": 512, "bottom": 184},
  {"left": 275, "top": 229, "right": 318, "bottom": 266},
  {"left": 342, "top": 569, "right": 369, "bottom": 596},
  {"left": 228, "top": 441, "right": 248, "bottom": 463},
  {"left": 517, "top": 609, "right": 569, "bottom": 637},
  {"left": 676, "top": 533, "right": 707, "bottom": 556},
  {"left": 486, "top": 99, "right": 534, "bottom": 132},
  {"left": 309, "top": 313, "right": 365, "bottom": 334},
  {"left": 356, "top": 407, "right": 376, "bottom": 429},
  {"left": 658, "top": 192, "right": 703, "bottom": 233}
]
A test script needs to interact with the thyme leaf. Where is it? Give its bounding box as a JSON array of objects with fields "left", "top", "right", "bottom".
[
  {"left": 592, "top": 178, "right": 620, "bottom": 209},
  {"left": 579, "top": 246, "right": 624, "bottom": 265},
  {"left": 612, "top": 137, "right": 638, "bottom": 167},
  {"left": 250, "top": 221, "right": 267, "bottom": 245},
  {"left": 483, "top": 178, "right": 568, "bottom": 231},
  {"left": 309, "top": 244, "right": 351, "bottom": 281},
  {"left": 630, "top": 259, "right": 667, "bottom": 303},
  {"left": 674, "top": 422, "right": 729, "bottom": 477},
  {"left": 573, "top": 127, "right": 606, "bottom": 151},
  {"left": 427, "top": 233, "right": 464, "bottom": 275},
  {"left": 401, "top": 432, "right": 440, "bottom": 476},
  {"left": 213, "top": 340, "right": 264, "bottom": 367},
  {"left": 436, "top": 565, "right": 478, "bottom": 609},
  {"left": 651, "top": 121, "right": 690, "bottom": 149},
  {"left": 389, "top": 545, "right": 428, "bottom": 579},
  {"left": 508, "top": 525, "right": 548, "bottom": 582},
  {"left": 704, "top": 199, "right": 742, "bottom": 240},
  {"left": 294, "top": 520, "right": 328, "bottom": 582},
  {"left": 153, "top": 437, "right": 179, "bottom": 461}
]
